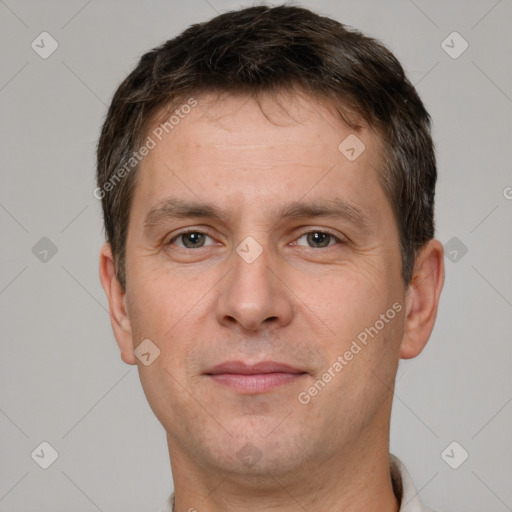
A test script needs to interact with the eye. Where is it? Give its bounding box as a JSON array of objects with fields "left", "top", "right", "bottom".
[
  {"left": 167, "top": 229, "right": 343, "bottom": 250},
  {"left": 169, "top": 231, "right": 215, "bottom": 249},
  {"left": 294, "top": 231, "right": 341, "bottom": 248}
]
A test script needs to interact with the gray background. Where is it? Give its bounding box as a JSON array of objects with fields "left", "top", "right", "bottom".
[{"left": 1, "top": 0, "right": 511, "bottom": 510}]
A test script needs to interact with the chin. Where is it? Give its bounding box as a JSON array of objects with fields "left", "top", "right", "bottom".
[{"left": 203, "top": 419, "right": 310, "bottom": 477}]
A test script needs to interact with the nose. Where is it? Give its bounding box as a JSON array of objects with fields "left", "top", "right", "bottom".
[{"left": 215, "top": 240, "right": 294, "bottom": 333}]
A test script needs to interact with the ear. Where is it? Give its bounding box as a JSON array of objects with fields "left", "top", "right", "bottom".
[
  {"left": 99, "top": 243, "right": 136, "bottom": 365},
  {"left": 400, "top": 239, "right": 445, "bottom": 359}
]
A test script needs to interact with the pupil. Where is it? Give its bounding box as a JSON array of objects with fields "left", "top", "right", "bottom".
[
  {"left": 185, "top": 232, "right": 204, "bottom": 247},
  {"left": 309, "top": 232, "right": 329, "bottom": 247}
]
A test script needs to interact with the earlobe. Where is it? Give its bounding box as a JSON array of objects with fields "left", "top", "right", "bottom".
[
  {"left": 99, "top": 243, "right": 136, "bottom": 365},
  {"left": 400, "top": 239, "right": 445, "bottom": 359}
]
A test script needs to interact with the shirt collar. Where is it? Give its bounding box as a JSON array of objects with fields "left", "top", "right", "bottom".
[
  {"left": 160, "top": 454, "right": 435, "bottom": 512},
  {"left": 390, "top": 454, "right": 436, "bottom": 512}
]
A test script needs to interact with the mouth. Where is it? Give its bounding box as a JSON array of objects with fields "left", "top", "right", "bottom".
[{"left": 204, "top": 361, "right": 308, "bottom": 394}]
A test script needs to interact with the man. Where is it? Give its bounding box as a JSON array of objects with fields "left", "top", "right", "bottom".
[{"left": 97, "top": 5, "right": 444, "bottom": 511}]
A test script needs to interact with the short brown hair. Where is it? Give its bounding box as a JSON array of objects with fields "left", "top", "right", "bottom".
[{"left": 97, "top": 4, "right": 436, "bottom": 290}]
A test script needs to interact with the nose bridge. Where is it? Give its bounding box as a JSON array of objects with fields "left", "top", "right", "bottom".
[{"left": 216, "top": 235, "right": 293, "bottom": 331}]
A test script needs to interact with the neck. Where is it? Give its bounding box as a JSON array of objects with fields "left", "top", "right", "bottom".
[{"left": 168, "top": 429, "right": 399, "bottom": 512}]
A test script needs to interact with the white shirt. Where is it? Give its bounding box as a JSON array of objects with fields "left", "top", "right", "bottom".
[{"left": 158, "top": 454, "right": 436, "bottom": 512}]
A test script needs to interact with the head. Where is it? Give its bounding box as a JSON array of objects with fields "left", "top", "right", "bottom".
[{"left": 98, "top": 4, "right": 444, "bottom": 483}]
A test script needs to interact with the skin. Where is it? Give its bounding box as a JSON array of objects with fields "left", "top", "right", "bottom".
[{"left": 100, "top": 89, "right": 444, "bottom": 512}]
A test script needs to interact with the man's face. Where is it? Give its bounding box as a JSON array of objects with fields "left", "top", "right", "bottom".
[{"left": 121, "top": 91, "right": 406, "bottom": 476}]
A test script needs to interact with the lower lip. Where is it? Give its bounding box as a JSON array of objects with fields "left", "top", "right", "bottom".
[{"left": 209, "top": 372, "right": 305, "bottom": 393}]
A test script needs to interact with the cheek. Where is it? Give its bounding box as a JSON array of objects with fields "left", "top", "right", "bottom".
[
  {"left": 127, "top": 263, "right": 200, "bottom": 335},
  {"left": 304, "top": 308, "right": 403, "bottom": 427},
  {"left": 306, "top": 269, "right": 394, "bottom": 345},
  {"left": 305, "top": 267, "right": 404, "bottom": 403},
  {"left": 126, "top": 271, "right": 210, "bottom": 380}
]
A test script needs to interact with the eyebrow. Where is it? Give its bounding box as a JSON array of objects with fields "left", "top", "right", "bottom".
[{"left": 143, "top": 196, "right": 371, "bottom": 234}]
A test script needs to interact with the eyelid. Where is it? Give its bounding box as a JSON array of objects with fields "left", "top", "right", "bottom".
[{"left": 295, "top": 227, "right": 345, "bottom": 239}]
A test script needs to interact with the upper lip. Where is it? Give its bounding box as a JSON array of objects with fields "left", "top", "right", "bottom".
[{"left": 204, "top": 361, "right": 306, "bottom": 375}]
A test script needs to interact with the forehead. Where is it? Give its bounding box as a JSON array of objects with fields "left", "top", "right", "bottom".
[
  {"left": 130, "top": 90, "right": 389, "bottom": 228},
  {"left": 144, "top": 90, "right": 382, "bottom": 175}
]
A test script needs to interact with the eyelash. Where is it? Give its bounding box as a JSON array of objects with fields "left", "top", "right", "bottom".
[{"left": 167, "top": 229, "right": 344, "bottom": 249}]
